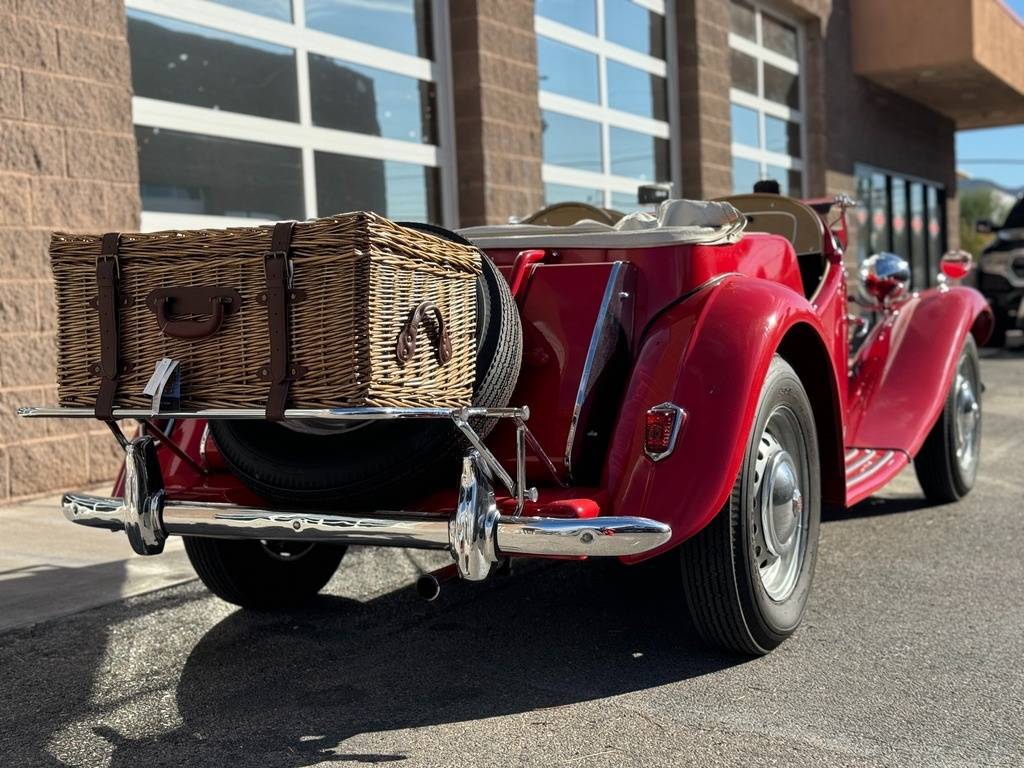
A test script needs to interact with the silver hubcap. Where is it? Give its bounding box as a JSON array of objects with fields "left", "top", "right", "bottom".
[
  {"left": 953, "top": 357, "right": 980, "bottom": 477},
  {"left": 752, "top": 407, "right": 809, "bottom": 602}
]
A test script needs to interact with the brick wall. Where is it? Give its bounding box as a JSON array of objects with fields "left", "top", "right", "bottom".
[
  {"left": 450, "top": 0, "right": 543, "bottom": 226},
  {"left": 0, "top": 1, "right": 138, "bottom": 503}
]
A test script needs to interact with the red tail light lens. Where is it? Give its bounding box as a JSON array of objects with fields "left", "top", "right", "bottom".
[{"left": 644, "top": 403, "right": 685, "bottom": 461}]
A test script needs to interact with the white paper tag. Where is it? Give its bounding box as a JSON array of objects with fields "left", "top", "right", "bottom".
[{"left": 142, "top": 357, "right": 180, "bottom": 414}]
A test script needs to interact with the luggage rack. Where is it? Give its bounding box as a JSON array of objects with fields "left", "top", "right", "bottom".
[{"left": 17, "top": 404, "right": 672, "bottom": 581}]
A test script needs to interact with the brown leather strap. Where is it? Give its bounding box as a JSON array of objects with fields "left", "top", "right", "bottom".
[
  {"left": 263, "top": 221, "right": 296, "bottom": 421},
  {"left": 395, "top": 301, "right": 452, "bottom": 365},
  {"left": 95, "top": 232, "right": 121, "bottom": 420}
]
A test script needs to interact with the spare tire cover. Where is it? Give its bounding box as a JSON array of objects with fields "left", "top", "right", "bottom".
[{"left": 209, "top": 225, "right": 522, "bottom": 508}]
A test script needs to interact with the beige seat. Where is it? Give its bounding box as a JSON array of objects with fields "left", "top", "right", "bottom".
[
  {"left": 521, "top": 201, "right": 624, "bottom": 227},
  {"left": 716, "top": 193, "right": 828, "bottom": 299}
]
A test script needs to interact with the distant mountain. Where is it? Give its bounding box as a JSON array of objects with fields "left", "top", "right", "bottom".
[{"left": 958, "top": 176, "right": 1023, "bottom": 204}]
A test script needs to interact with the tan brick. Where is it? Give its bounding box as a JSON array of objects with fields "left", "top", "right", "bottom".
[
  {"left": 0, "top": 281, "right": 38, "bottom": 332},
  {"left": 9, "top": 435, "right": 89, "bottom": 497},
  {"left": 0, "top": 120, "right": 65, "bottom": 175},
  {"left": 0, "top": 332, "right": 56, "bottom": 388},
  {"left": 87, "top": 429, "right": 123, "bottom": 483},
  {"left": 16, "top": 0, "right": 126, "bottom": 32},
  {"left": 0, "top": 65, "right": 21, "bottom": 118},
  {"left": 102, "top": 181, "right": 139, "bottom": 229},
  {"left": 0, "top": 174, "right": 31, "bottom": 225},
  {"left": 0, "top": 227, "right": 51, "bottom": 278},
  {"left": 36, "top": 280, "right": 56, "bottom": 332},
  {"left": 0, "top": 387, "right": 48, "bottom": 446},
  {"left": 0, "top": 15, "right": 59, "bottom": 71},
  {"left": 0, "top": 446, "right": 7, "bottom": 499},
  {"left": 31, "top": 177, "right": 108, "bottom": 229},
  {"left": 22, "top": 70, "right": 132, "bottom": 131},
  {"left": 66, "top": 129, "right": 136, "bottom": 182},
  {"left": 58, "top": 27, "right": 130, "bottom": 83}
]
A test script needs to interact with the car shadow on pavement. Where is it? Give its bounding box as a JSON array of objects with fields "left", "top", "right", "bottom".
[
  {"left": 822, "top": 495, "right": 934, "bottom": 522},
  {"left": 100, "top": 559, "right": 739, "bottom": 767}
]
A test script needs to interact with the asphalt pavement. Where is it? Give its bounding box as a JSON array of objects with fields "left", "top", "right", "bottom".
[{"left": 1, "top": 349, "right": 1022, "bottom": 767}]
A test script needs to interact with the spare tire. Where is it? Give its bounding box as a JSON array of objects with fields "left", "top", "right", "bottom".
[{"left": 209, "top": 225, "right": 522, "bottom": 508}]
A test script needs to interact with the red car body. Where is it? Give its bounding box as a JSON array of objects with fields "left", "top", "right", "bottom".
[{"left": 118, "top": 200, "right": 992, "bottom": 564}]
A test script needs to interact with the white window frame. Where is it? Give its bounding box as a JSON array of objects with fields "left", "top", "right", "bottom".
[
  {"left": 535, "top": 0, "right": 678, "bottom": 209},
  {"left": 727, "top": 0, "right": 806, "bottom": 196},
  {"left": 127, "top": 0, "right": 458, "bottom": 231}
]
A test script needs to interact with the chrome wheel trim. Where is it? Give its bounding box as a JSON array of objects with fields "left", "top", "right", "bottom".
[
  {"left": 953, "top": 356, "right": 981, "bottom": 479},
  {"left": 751, "top": 405, "right": 809, "bottom": 602},
  {"left": 260, "top": 540, "right": 316, "bottom": 562}
]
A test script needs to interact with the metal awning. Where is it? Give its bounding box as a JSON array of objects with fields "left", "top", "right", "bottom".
[{"left": 852, "top": 0, "right": 1024, "bottom": 129}]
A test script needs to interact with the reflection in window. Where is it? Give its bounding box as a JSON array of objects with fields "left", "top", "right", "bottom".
[
  {"left": 609, "top": 127, "right": 669, "bottom": 181},
  {"left": 731, "top": 103, "right": 759, "bottom": 148},
  {"left": 765, "top": 165, "right": 800, "bottom": 196},
  {"left": 305, "top": 0, "right": 432, "bottom": 58},
  {"left": 315, "top": 151, "right": 439, "bottom": 223},
  {"left": 763, "top": 64, "right": 799, "bottom": 109},
  {"left": 537, "top": 36, "right": 600, "bottom": 103},
  {"left": 764, "top": 115, "right": 800, "bottom": 157},
  {"left": 309, "top": 54, "right": 435, "bottom": 143},
  {"left": 731, "top": 49, "right": 758, "bottom": 96},
  {"left": 605, "top": 0, "right": 665, "bottom": 57},
  {"left": 544, "top": 183, "right": 603, "bottom": 207},
  {"left": 730, "top": 0, "right": 756, "bottom": 41},
  {"left": 606, "top": 61, "right": 667, "bottom": 120},
  {"left": 209, "top": 0, "right": 292, "bottom": 21},
  {"left": 732, "top": 157, "right": 760, "bottom": 193},
  {"left": 136, "top": 127, "right": 304, "bottom": 219},
  {"left": 541, "top": 111, "right": 602, "bottom": 172},
  {"left": 762, "top": 13, "right": 798, "bottom": 58},
  {"left": 535, "top": 0, "right": 596, "bottom": 34},
  {"left": 611, "top": 191, "right": 645, "bottom": 214},
  {"left": 128, "top": 10, "right": 299, "bottom": 122}
]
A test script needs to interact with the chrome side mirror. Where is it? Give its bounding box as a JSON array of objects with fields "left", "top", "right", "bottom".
[{"left": 858, "top": 252, "right": 910, "bottom": 308}]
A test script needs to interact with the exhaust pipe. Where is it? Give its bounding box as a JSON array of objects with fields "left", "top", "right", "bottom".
[{"left": 416, "top": 563, "right": 458, "bottom": 601}]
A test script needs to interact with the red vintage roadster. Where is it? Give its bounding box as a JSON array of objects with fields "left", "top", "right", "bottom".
[{"left": 22, "top": 194, "right": 992, "bottom": 655}]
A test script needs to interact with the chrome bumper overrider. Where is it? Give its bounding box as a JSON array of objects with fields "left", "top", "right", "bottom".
[{"left": 61, "top": 435, "right": 671, "bottom": 581}]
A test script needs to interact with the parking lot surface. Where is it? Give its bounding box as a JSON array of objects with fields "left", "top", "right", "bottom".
[{"left": 1, "top": 350, "right": 1022, "bottom": 767}]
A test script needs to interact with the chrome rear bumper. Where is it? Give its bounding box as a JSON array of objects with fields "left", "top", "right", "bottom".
[{"left": 62, "top": 435, "right": 671, "bottom": 581}]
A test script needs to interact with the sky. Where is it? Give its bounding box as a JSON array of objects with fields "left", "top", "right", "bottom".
[{"left": 954, "top": 0, "right": 1024, "bottom": 190}]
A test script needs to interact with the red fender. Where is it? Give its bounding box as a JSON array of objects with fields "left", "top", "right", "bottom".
[
  {"left": 847, "top": 285, "right": 993, "bottom": 456},
  {"left": 604, "top": 275, "right": 843, "bottom": 562}
]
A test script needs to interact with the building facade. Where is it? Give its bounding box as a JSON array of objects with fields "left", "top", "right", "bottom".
[{"left": 1, "top": 0, "right": 1022, "bottom": 499}]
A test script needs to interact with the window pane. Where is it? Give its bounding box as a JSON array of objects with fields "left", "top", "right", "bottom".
[
  {"left": 764, "top": 115, "right": 800, "bottom": 157},
  {"left": 891, "top": 177, "right": 910, "bottom": 261},
  {"left": 305, "top": 0, "right": 432, "bottom": 58},
  {"left": 869, "top": 172, "right": 890, "bottom": 255},
  {"left": 315, "top": 152, "right": 439, "bottom": 222},
  {"left": 787, "top": 170, "right": 803, "bottom": 197},
  {"left": 765, "top": 165, "right": 788, "bottom": 195},
  {"left": 607, "top": 61, "right": 667, "bottom": 120},
  {"left": 544, "top": 183, "right": 603, "bottom": 206},
  {"left": 127, "top": 11, "right": 298, "bottom": 122},
  {"left": 910, "top": 181, "right": 929, "bottom": 285},
  {"left": 609, "top": 127, "right": 668, "bottom": 181},
  {"left": 541, "top": 111, "right": 602, "bottom": 172},
  {"left": 762, "top": 13, "right": 798, "bottom": 59},
  {"left": 926, "top": 185, "right": 944, "bottom": 262},
  {"left": 764, "top": 64, "right": 800, "bottom": 109},
  {"left": 537, "top": 36, "right": 599, "bottom": 102},
  {"left": 605, "top": 0, "right": 665, "bottom": 58},
  {"left": 732, "top": 157, "right": 760, "bottom": 194},
  {"left": 731, "top": 49, "right": 758, "bottom": 96},
  {"left": 136, "top": 127, "right": 303, "bottom": 219},
  {"left": 536, "top": 0, "right": 596, "bottom": 34},
  {"left": 309, "top": 54, "right": 435, "bottom": 144},
  {"left": 611, "top": 191, "right": 646, "bottom": 214},
  {"left": 730, "top": 0, "right": 756, "bottom": 41},
  {"left": 731, "top": 103, "right": 759, "bottom": 148},
  {"left": 208, "top": 0, "right": 292, "bottom": 21}
]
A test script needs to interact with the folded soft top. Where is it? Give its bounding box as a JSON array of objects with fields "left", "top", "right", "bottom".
[{"left": 460, "top": 199, "right": 746, "bottom": 249}]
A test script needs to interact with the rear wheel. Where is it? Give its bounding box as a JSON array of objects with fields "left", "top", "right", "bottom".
[
  {"left": 914, "top": 336, "right": 981, "bottom": 503},
  {"left": 184, "top": 538, "right": 346, "bottom": 608},
  {"left": 680, "top": 356, "right": 820, "bottom": 655}
]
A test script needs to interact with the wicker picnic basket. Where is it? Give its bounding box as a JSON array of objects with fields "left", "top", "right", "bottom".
[{"left": 49, "top": 211, "right": 481, "bottom": 419}]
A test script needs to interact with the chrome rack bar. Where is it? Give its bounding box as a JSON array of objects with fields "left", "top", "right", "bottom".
[{"left": 18, "top": 405, "right": 530, "bottom": 421}]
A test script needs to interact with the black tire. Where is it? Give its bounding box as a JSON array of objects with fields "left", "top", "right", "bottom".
[
  {"left": 210, "top": 232, "right": 522, "bottom": 508},
  {"left": 914, "top": 336, "right": 981, "bottom": 503},
  {"left": 184, "top": 538, "right": 346, "bottom": 608},
  {"left": 680, "top": 356, "right": 821, "bottom": 655},
  {"left": 984, "top": 314, "right": 1007, "bottom": 348}
]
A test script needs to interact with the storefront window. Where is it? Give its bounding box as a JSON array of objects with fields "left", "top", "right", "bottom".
[
  {"left": 535, "top": 0, "right": 673, "bottom": 209},
  {"left": 126, "top": 0, "right": 449, "bottom": 229},
  {"left": 855, "top": 165, "right": 946, "bottom": 288},
  {"left": 728, "top": 0, "right": 803, "bottom": 195}
]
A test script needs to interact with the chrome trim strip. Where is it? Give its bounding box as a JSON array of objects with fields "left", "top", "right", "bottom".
[
  {"left": 19, "top": 405, "right": 530, "bottom": 421},
  {"left": 564, "top": 261, "right": 630, "bottom": 479}
]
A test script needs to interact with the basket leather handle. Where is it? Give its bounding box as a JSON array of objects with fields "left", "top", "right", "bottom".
[
  {"left": 146, "top": 287, "right": 241, "bottom": 340},
  {"left": 396, "top": 301, "right": 452, "bottom": 365}
]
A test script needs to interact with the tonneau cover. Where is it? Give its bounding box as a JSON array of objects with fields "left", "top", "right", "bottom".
[{"left": 460, "top": 199, "right": 746, "bottom": 249}]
